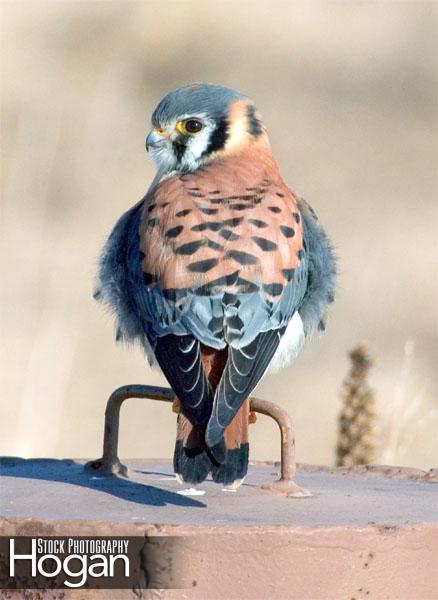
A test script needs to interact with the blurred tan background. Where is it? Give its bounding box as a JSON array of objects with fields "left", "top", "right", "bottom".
[{"left": 1, "top": 1, "right": 437, "bottom": 469}]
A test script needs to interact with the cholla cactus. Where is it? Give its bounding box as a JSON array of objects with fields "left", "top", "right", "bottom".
[{"left": 336, "top": 344, "right": 376, "bottom": 466}]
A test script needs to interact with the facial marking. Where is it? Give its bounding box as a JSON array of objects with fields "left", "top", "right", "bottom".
[
  {"left": 148, "top": 112, "right": 215, "bottom": 173},
  {"left": 147, "top": 92, "right": 268, "bottom": 176}
]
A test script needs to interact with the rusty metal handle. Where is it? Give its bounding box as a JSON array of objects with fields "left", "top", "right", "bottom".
[
  {"left": 85, "top": 385, "right": 310, "bottom": 496},
  {"left": 250, "top": 397, "right": 295, "bottom": 482},
  {"left": 85, "top": 385, "right": 174, "bottom": 476}
]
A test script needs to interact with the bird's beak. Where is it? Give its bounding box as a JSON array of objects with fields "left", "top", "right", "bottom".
[{"left": 146, "top": 129, "right": 167, "bottom": 151}]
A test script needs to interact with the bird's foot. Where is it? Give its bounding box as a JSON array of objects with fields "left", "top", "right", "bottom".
[{"left": 249, "top": 411, "right": 257, "bottom": 424}]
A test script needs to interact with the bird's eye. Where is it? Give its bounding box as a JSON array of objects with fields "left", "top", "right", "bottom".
[{"left": 176, "top": 118, "right": 204, "bottom": 135}]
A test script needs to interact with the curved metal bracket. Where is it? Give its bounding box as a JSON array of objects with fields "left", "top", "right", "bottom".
[{"left": 85, "top": 385, "right": 311, "bottom": 497}]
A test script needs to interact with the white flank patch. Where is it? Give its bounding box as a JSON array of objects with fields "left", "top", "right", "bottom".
[{"left": 267, "top": 311, "right": 305, "bottom": 374}]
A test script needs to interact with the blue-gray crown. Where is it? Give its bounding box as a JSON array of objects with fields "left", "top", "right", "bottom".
[{"left": 151, "top": 83, "right": 248, "bottom": 126}]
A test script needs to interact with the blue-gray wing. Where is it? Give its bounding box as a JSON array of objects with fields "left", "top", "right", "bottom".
[{"left": 296, "top": 197, "right": 337, "bottom": 336}]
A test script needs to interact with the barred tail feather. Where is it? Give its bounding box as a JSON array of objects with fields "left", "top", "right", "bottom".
[
  {"left": 211, "top": 397, "right": 250, "bottom": 486},
  {"left": 173, "top": 346, "right": 250, "bottom": 486}
]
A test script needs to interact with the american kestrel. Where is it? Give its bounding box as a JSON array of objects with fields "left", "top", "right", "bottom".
[{"left": 95, "top": 83, "right": 336, "bottom": 488}]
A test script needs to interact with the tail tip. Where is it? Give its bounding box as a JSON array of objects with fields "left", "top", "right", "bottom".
[
  {"left": 173, "top": 440, "right": 211, "bottom": 484},
  {"left": 211, "top": 443, "right": 249, "bottom": 485}
]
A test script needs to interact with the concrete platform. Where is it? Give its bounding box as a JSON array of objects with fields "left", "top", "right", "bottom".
[
  {"left": 0, "top": 458, "right": 437, "bottom": 526},
  {"left": 1, "top": 458, "right": 437, "bottom": 599}
]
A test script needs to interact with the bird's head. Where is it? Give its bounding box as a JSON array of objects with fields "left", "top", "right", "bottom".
[{"left": 146, "top": 83, "right": 268, "bottom": 175}]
